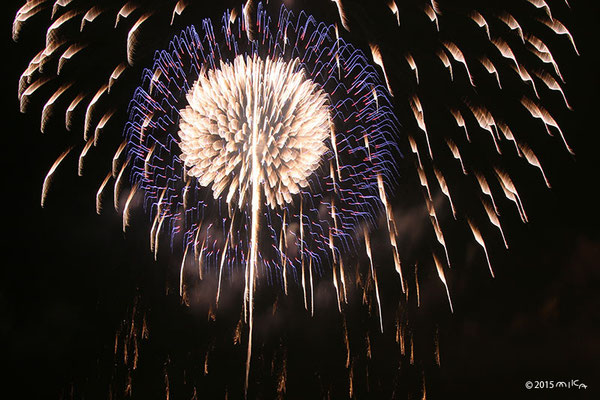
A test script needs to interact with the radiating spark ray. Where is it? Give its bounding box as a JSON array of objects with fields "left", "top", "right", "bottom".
[
  {"left": 127, "top": 13, "right": 153, "bottom": 66},
  {"left": 13, "top": 0, "right": 48, "bottom": 41},
  {"left": 52, "top": 0, "right": 73, "bottom": 20},
  {"left": 470, "top": 11, "right": 490, "bottom": 39},
  {"left": 449, "top": 108, "right": 470, "bottom": 142},
  {"left": 41, "top": 83, "right": 72, "bottom": 133},
  {"left": 332, "top": 263, "right": 342, "bottom": 312},
  {"left": 527, "top": 0, "right": 553, "bottom": 21},
  {"left": 113, "top": 141, "right": 127, "bottom": 177},
  {"left": 498, "top": 13, "right": 524, "bottom": 43},
  {"left": 84, "top": 84, "right": 108, "bottom": 140},
  {"left": 443, "top": 41, "right": 475, "bottom": 87},
  {"left": 377, "top": 173, "right": 404, "bottom": 288},
  {"left": 526, "top": 34, "right": 564, "bottom": 82},
  {"left": 122, "top": 183, "right": 138, "bottom": 232},
  {"left": 415, "top": 263, "right": 421, "bottom": 307},
  {"left": 475, "top": 172, "right": 499, "bottom": 215},
  {"left": 171, "top": 0, "right": 188, "bottom": 25},
  {"left": 309, "top": 257, "right": 315, "bottom": 317},
  {"left": 387, "top": 1, "right": 400, "bottom": 26},
  {"left": 406, "top": 53, "right": 419, "bottom": 84},
  {"left": 482, "top": 197, "right": 508, "bottom": 249},
  {"left": 41, "top": 147, "right": 72, "bottom": 208},
  {"left": 521, "top": 96, "right": 573, "bottom": 154},
  {"left": 468, "top": 219, "right": 494, "bottom": 277},
  {"left": 65, "top": 93, "right": 85, "bottom": 131},
  {"left": 300, "top": 198, "right": 308, "bottom": 311},
  {"left": 58, "top": 44, "right": 86, "bottom": 74},
  {"left": 78, "top": 137, "right": 94, "bottom": 176},
  {"left": 519, "top": 143, "right": 551, "bottom": 188},
  {"left": 433, "top": 167, "right": 456, "bottom": 219},
  {"left": 445, "top": 139, "right": 467, "bottom": 175},
  {"left": 436, "top": 48, "right": 453, "bottom": 80},
  {"left": 108, "top": 63, "right": 127, "bottom": 93},
  {"left": 410, "top": 95, "right": 432, "bottom": 157},
  {"left": 332, "top": 0, "right": 350, "bottom": 31},
  {"left": 538, "top": 17, "right": 578, "bottom": 55},
  {"left": 479, "top": 56, "right": 502, "bottom": 89},
  {"left": 94, "top": 109, "right": 116, "bottom": 146},
  {"left": 20, "top": 77, "right": 52, "bottom": 113},
  {"left": 216, "top": 214, "right": 234, "bottom": 306},
  {"left": 433, "top": 254, "right": 453, "bottom": 313},
  {"left": 369, "top": 44, "right": 393, "bottom": 96},
  {"left": 494, "top": 167, "right": 528, "bottom": 223},
  {"left": 340, "top": 259, "right": 348, "bottom": 303},
  {"left": 364, "top": 227, "right": 384, "bottom": 333},
  {"left": 115, "top": 2, "right": 138, "bottom": 28},
  {"left": 279, "top": 211, "right": 288, "bottom": 295},
  {"left": 96, "top": 171, "right": 112, "bottom": 215},
  {"left": 114, "top": 158, "right": 130, "bottom": 212},
  {"left": 532, "top": 69, "right": 572, "bottom": 110},
  {"left": 81, "top": 6, "right": 103, "bottom": 31},
  {"left": 46, "top": 10, "right": 81, "bottom": 48}
]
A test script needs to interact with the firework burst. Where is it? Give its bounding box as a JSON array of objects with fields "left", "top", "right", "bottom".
[{"left": 12, "top": 0, "right": 581, "bottom": 398}]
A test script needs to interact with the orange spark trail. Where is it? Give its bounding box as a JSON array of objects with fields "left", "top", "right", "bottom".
[
  {"left": 122, "top": 183, "right": 138, "bottom": 232},
  {"left": 433, "top": 254, "right": 453, "bottom": 313},
  {"left": 467, "top": 219, "right": 495, "bottom": 278},
  {"left": 41, "top": 147, "right": 73, "bottom": 207},
  {"left": 364, "top": 227, "right": 384, "bottom": 333},
  {"left": 96, "top": 171, "right": 112, "bottom": 214}
]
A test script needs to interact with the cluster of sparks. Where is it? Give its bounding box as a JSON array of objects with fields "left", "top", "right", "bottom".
[
  {"left": 122, "top": 5, "right": 402, "bottom": 391},
  {"left": 14, "top": 0, "right": 578, "bottom": 398}
]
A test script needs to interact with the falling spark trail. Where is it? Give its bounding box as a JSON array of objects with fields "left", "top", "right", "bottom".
[
  {"left": 216, "top": 217, "right": 233, "bottom": 306},
  {"left": 41, "top": 147, "right": 73, "bottom": 208},
  {"left": 468, "top": 219, "right": 495, "bottom": 278},
  {"left": 78, "top": 137, "right": 94, "bottom": 176},
  {"left": 377, "top": 173, "right": 404, "bottom": 289},
  {"left": 364, "top": 227, "right": 384, "bottom": 333},
  {"left": 122, "top": 183, "right": 138, "bottom": 232},
  {"left": 433, "top": 254, "right": 453, "bottom": 313},
  {"left": 96, "top": 171, "right": 112, "bottom": 214},
  {"left": 180, "top": 243, "right": 189, "bottom": 297}
]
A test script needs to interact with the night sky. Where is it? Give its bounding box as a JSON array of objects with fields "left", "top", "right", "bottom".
[{"left": 3, "top": 1, "right": 599, "bottom": 399}]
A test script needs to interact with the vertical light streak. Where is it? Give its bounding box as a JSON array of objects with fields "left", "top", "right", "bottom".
[
  {"left": 244, "top": 79, "right": 262, "bottom": 397},
  {"left": 433, "top": 253, "right": 453, "bottom": 313},
  {"left": 377, "top": 173, "right": 404, "bottom": 289},
  {"left": 300, "top": 198, "right": 308, "bottom": 311},
  {"left": 364, "top": 227, "right": 383, "bottom": 333},
  {"left": 180, "top": 242, "right": 190, "bottom": 297},
  {"left": 216, "top": 216, "right": 233, "bottom": 306}
]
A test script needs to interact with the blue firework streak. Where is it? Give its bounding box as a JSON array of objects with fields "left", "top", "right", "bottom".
[{"left": 124, "top": 4, "right": 401, "bottom": 295}]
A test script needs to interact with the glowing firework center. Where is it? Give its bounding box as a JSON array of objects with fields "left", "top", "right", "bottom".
[{"left": 178, "top": 55, "right": 330, "bottom": 209}]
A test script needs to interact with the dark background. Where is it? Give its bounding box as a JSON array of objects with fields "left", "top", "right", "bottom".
[{"left": 2, "top": 0, "right": 598, "bottom": 399}]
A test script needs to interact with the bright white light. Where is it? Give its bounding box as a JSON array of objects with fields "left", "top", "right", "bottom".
[{"left": 178, "top": 55, "right": 331, "bottom": 209}]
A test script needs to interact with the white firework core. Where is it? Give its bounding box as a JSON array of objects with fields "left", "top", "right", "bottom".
[{"left": 178, "top": 55, "right": 331, "bottom": 209}]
